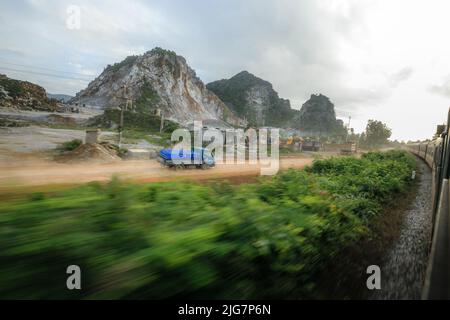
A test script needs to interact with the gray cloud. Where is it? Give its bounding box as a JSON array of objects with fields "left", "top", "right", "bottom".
[
  {"left": 388, "top": 67, "right": 414, "bottom": 86},
  {"left": 429, "top": 76, "right": 450, "bottom": 98},
  {"left": 0, "top": 0, "right": 410, "bottom": 110}
]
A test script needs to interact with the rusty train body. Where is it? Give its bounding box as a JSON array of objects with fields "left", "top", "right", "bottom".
[{"left": 406, "top": 114, "right": 450, "bottom": 299}]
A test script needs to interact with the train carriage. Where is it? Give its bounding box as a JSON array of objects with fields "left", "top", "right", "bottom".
[{"left": 406, "top": 113, "right": 450, "bottom": 299}]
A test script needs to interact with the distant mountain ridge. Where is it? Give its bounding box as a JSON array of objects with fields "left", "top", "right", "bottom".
[
  {"left": 72, "top": 47, "right": 245, "bottom": 127},
  {"left": 47, "top": 93, "right": 73, "bottom": 103},
  {"left": 207, "top": 72, "right": 346, "bottom": 135}
]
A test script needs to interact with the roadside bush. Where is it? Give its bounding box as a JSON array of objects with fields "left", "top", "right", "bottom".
[
  {"left": 0, "top": 151, "right": 416, "bottom": 299},
  {"left": 59, "top": 139, "right": 82, "bottom": 151}
]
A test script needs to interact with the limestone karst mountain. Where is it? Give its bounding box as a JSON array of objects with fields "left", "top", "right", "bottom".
[
  {"left": 206, "top": 72, "right": 347, "bottom": 135},
  {"left": 207, "top": 71, "right": 297, "bottom": 128},
  {"left": 298, "top": 94, "right": 346, "bottom": 136},
  {"left": 72, "top": 48, "right": 245, "bottom": 127}
]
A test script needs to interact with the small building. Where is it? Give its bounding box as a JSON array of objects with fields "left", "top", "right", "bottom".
[{"left": 85, "top": 129, "right": 101, "bottom": 144}]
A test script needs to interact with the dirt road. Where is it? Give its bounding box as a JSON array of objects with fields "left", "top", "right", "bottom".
[
  {"left": 0, "top": 157, "right": 314, "bottom": 192},
  {"left": 0, "top": 124, "right": 320, "bottom": 193}
]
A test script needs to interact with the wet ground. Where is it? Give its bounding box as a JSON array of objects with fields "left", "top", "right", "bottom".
[{"left": 372, "top": 158, "right": 433, "bottom": 299}]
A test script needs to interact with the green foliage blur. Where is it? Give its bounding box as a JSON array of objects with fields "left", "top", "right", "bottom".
[
  {"left": 0, "top": 77, "right": 25, "bottom": 98},
  {"left": 0, "top": 151, "right": 416, "bottom": 299},
  {"left": 359, "top": 119, "right": 392, "bottom": 148},
  {"left": 59, "top": 139, "right": 82, "bottom": 152}
]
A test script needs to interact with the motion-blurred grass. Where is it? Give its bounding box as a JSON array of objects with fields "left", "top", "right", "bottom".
[{"left": 0, "top": 150, "right": 416, "bottom": 299}]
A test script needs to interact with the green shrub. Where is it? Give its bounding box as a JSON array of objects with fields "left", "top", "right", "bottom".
[
  {"left": 0, "top": 151, "right": 416, "bottom": 299},
  {"left": 59, "top": 139, "right": 82, "bottom": 151},
  {"left": 0, "top": 78, "right": 24, "bottom": 98}
]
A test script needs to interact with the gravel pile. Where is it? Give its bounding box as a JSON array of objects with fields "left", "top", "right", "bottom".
[{"left": 56, "top": 143, "right": 121, "bottom": 163}]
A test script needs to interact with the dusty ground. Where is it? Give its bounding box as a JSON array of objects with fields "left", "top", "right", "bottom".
[
  {"left": 0, "top": 156, "right": 313, "bottom": 191},
  {"left": 0, "top": 106, "right": 103, "bottom": 122},
  {"left": 0, "top": 125, "right": 318, "bottom": 193},
  {"left": 0, "top": 125, "right": 162, "bottom": 162},
  {"left": 0, "top": 126, "right": 119, "bottom": 156}
]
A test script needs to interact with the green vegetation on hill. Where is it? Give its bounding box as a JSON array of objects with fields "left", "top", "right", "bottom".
[
  {"left": 90, "top": 108, "right": 179, "bottom": 133},
  {"left": 207, "top": 72, "right": 263, "bottom": 117},
  {"left": 134, "top": 79, "right": 161, "bottom": 113},
  {"left": 0, "top": 150, "right": 415, "bottom": 299},
  {"left": 298, "top": 94, "right": 347, "bottom": 136},
  {"left": 104, "top": 48, "right": 177, "bottom": 75},
  {"left": 104, "top": 55, "right": 139, "bottom": 73},
  {"left": 0, "top": 77, "right": 24, "bottom": 98},
  {"left": 0, "top": 74, "right": 57, "bottom": 111},
  {"left": 149, "top": 47, "right": 177, "bottom": 58},
  {"left": 207, "top": 71, "right": 295, "bottom": 128}
]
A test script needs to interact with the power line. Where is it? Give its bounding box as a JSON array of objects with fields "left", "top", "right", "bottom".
[
  {"left": 0, "top": 66, "right": 91, "bottom": 82},
  {"left": 0, "top": 59, "right": 96, "bottom": 78}
]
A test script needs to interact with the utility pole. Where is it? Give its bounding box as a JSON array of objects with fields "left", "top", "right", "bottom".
[
  {"left": 114, "top": 84, "right": 129, "bottom": 148},
  {"left": 123, "top": 84, "right": 134, "bottom": 111},
  {"left": 346, "top": 116, "right": 352, "bottom": 142},
  {"left": 160, "top": 111, "right": 164, "bottom": 133},
  {"left": 118, "top": 104, "right": 124, "bottom": 148},
  {"left": 124, "top": 84, "right": 128, "bottom": 111}
]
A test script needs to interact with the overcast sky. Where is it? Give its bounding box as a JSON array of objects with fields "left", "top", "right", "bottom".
[{"left": 1, "top": 0, "right": 450, "bottom": 141}]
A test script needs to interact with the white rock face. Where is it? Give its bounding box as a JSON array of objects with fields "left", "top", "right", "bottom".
[
  {"left": 73, "top": 49, "right": 245, "bottom": 127},
  {"left": 246, "top": 86, "right": 271, "bottom": 126}
]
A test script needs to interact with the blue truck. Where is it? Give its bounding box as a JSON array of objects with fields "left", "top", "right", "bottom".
[{"left": 157, "top": 148, "right": 215, "bottom": 169}]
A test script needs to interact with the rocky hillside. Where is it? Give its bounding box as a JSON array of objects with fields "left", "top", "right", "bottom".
[
  {"left": 73, "top": 48, "right": 245, "bottom": 127},
  {"left": 0, "top": 74, "right": 58, "bottom": 111},
  {"left": 207, "top": 71, "right": 296, "bottom": 127},
  {"left": 298, "top": 94, "right": 346, "bottom": 136}
]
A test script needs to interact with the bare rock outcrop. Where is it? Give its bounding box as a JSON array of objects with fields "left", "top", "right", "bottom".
[{"left": 72, "top": 48, "right": 245, "bottom": 127}]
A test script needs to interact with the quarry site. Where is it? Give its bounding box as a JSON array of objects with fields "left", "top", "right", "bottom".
[
  {"left": 0, "top": 52, "right": 355, "bottom": 190},
  {"left": 0, "top": 108, "right": 319, "bottom": 191}
]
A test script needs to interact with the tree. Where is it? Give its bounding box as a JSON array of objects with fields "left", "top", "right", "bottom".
[
  {"left": 364, "top": 120, "right": 392, "bottom": 147},
  {"left": 359, "top": 132, "right": 366, "bottom": 146}
]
